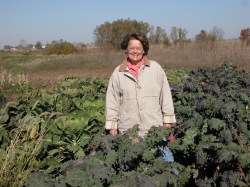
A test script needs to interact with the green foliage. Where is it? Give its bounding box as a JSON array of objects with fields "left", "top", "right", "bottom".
[
  {"left": 0, "top": 93, "right": 6, "bottom": 107},
  {"left": 25, "top": 157, "right": 112, "bottom": 187},
  {"left": 171, "top": 63, "right": 250, "bottom": 186},
  {"left": 0, "top": 77, "right": 107, "bottom": 185},
  {"left": 24, "top": 171, "right": 56, "bottom": 187},
  {"left": 166, "top": 69, "right": 189, "bottom": 86},
  {"left": 116, "top": 172, "right": 156, "bottom": 187},
  {"left": 0, "top": 63, "right": 249, "bottom": 186}
]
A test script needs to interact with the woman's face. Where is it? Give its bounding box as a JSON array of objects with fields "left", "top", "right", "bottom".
[{"left": 127, "top": 39, "right": 144, "bottom": 64}]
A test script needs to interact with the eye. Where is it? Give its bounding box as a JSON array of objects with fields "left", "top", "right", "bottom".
[{"left": 127, "top": 47, "right": 143, "bottom": 52}]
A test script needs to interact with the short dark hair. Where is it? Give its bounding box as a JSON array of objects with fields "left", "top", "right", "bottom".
[{"left": 120, "top": 33, "right": 149, "bottom": 55}]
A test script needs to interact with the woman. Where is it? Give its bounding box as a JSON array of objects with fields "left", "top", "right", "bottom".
[{"left": 105, "top": 33, "right": 176, "bottom": 137}]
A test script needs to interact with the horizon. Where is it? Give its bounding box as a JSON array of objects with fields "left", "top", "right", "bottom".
[{"left": 1, "top": 0, "right": 250, "bottom": 49}]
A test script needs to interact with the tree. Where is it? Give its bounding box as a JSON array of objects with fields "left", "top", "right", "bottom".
[
  {"left": 17, "top": 39, "right": 28, "bottom": 50},
  {"left": 209, "top": 26, "right": 224, "bottom": 40},
  {"left": 195, "top": 30, "right": 216, "bottom": 42},
  {"left": 148, "top": 26, "right": 170, "bottom": 46},
  {"left": 27, "top": 44, "right": 34, "bottom": 49},
  {"left": 195, "top": 27, "right": 224, "bottom": 43},
  {"left": 35, "top": 41, "right": 42, "bottom": 49},
  {"left": 3, "top": 45, "right": 13, "bottom": 50},
  {"left": 170, "top": 26, "right": 188, "bottom": 44},
  {"left": 239, "top": 28, "right": 250, "bottom": 46},
  {"left": 195, "top": 30, "right": 208, "bottom": 42},
  {"left": 93, "top": 21, "right": 112, "bottom": 47},
  {"left": 93, "top": 19, "right": 151, "bottom": 48}
]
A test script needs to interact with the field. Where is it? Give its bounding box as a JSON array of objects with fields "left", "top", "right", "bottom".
[
  {"left": 1, "top": 39, "right": 250, "bottom": 86},
  {"left": 0, "top": 40, "right": 250, "bottom": 186}
]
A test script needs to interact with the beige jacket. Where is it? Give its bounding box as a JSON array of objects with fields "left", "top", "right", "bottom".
[{"left": 105, "top": 57, "right": 176, "bottom": 137}]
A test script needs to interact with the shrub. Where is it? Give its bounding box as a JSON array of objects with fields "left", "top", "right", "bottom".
[
  {"left": 45, "top": 42, "right": 77, "bottom": 55},
  {"left": 240, "top": 28, "right": 250, "bottom": 46}
]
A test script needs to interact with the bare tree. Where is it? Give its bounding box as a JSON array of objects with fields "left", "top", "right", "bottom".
[
  {"left": 18, "top": 39, "right": 28, "bottom": 50},
  {"left": 209, "top": 26, "right": 224, "bottom": 40},
  {"left": 3, "top": 45, "right": 13, "bottom": 50},
  {"left": 149, "top": 26, "right": 170, "bottom": 45},
  {"left": 170, "top": 26, "right": 188, "bottom": 44}
]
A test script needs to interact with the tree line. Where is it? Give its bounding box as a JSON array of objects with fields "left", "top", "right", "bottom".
[
  {"left": 93, "top": 18, "right": 249, "bottom": 48},
  {"left": 3, "top": 19, "right": 250, "bottom": 54}
]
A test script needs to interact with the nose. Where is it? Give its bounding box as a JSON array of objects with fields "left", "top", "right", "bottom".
[{"left": 128, "top": 47, "right": 143, "bottom": 53}]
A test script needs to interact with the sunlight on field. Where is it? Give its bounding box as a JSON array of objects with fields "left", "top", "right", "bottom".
[{"left": 0, "top": 40, "right": 249, "bottom": 87}]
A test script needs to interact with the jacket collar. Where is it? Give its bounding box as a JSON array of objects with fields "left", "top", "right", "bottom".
[{"left": 119, "top": 57, "right": 150, "bottom": 72}]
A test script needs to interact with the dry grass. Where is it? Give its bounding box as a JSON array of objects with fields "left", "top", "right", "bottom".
[
  {"left": 0, "top": 111, "right": 58, "bottom": 186},
  {"left": 0, "top": 39, "right": 249, "bottom": 87},
  {"left": 0, "top": 70, "right": 29, "bottom": 89},
  {"left": 149, "top": 40, "right": 250, "bottom": 71}
]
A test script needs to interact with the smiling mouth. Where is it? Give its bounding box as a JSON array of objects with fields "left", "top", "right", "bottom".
[{"left": 131, "top": 53, "right": 142, "bottom": 56}]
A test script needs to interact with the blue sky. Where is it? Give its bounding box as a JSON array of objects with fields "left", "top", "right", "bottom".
[{"left": 0, "top": 0, "right": 250, "bottom": 49}]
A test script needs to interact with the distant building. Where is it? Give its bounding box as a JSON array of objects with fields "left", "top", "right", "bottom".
[{"left": 10, "top": 47, "right": 17, "bottom": 51}]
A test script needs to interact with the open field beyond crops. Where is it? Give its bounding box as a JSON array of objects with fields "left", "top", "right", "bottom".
[{"left": 0, "top": 39, "right": 250, "bottom": 89}]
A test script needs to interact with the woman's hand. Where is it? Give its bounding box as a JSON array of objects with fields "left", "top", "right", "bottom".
[
  {"left": 163, "top": 123, "right": 172, "bottom": 128},
  {"left": 109, "top": 129, "right": 118, "bottom": 135},
  {"left": 163, "top": 123, "right": 175, "bottom": 142}
]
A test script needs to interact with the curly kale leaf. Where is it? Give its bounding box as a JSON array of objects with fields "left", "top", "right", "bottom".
[
  {"left": 144, "top": 126, "right": 172, "bottom": 148},
  {"left": 142, "top": 148, "right": 155, "bottom": 163},
  {"left": 207, "top": 118, "right": 226, "bottom": 132},
  {"left": 105, "top": 149, "right": 118, "bottom": 167},
  {"left": 238, "top": 153, "right": 250, "bottom": 168},
  {"left": 220, "top": 170, "right": 248, "bottom": 187},
  {"left": 216, "top": 147, "right": 237, "bottom": 164},
  {"left": 195, "top": 178, "right": 217, "bottom": 187},
  {"left": 218, "top": 129, "right": 233, "bottom": 143},
  {"left": 62, "top": 157, "right": 112, "bottom": 186},
  {"left": 24, "top": 171, "right": 56, "bottom": 187},
  {"left": 121, "top": 141, "right": 147, "bottom": 170},
  {"left": 116, "top": 172, "right": 155, "bottom": 187}
]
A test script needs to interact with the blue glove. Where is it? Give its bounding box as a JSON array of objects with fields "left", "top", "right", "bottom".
[{"left": 159, "top": 146, "right": 174, "bottom": 162}]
